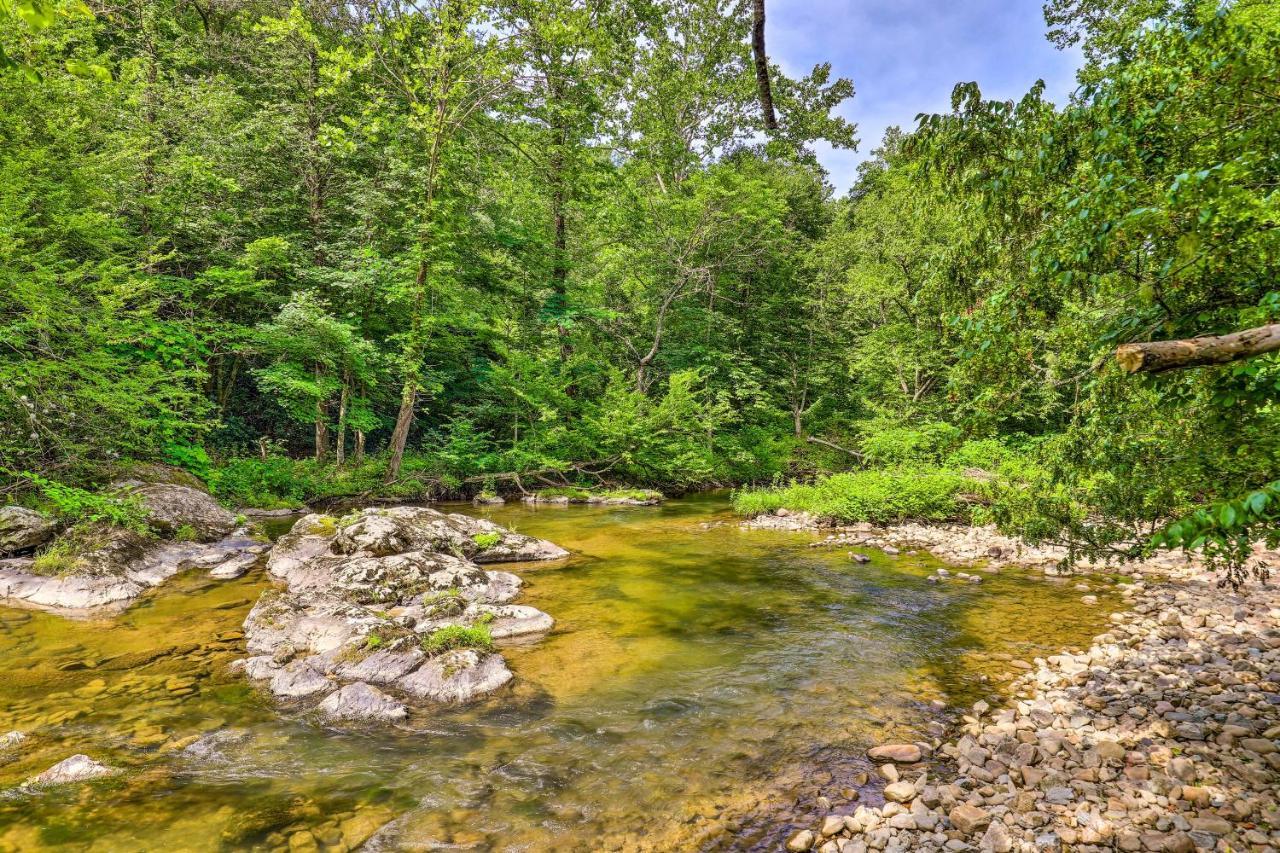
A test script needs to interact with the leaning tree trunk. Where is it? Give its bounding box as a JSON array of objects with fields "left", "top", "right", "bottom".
[
  {"left": 335, "top": 371, "right": 350, "bottom": 466},
  {"left": 313, "top": 365, "right": 328, "bottom": 462},
  {"left": 751, "top": 0, "right": 778, "bottom": 131},
  {"left": 385, "top": 382, "right": 415, "bottom": 482},
  {"left": 1115, "top": 323, "right": 1280, "bottom": 374}
]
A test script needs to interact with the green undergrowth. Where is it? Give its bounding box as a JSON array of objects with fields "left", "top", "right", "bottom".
[
  {"left": 206, "top": 453, "right": 673, "bottom": 509},
  {"left": 532, "top": 487, "right": 663, "bottom": 502},
  {"left": 7, "top": 469, "right": 152, "bottom": 533},
  {"left": 732, "top": 427, "right": 1023, "bottom": 524},
  {"left": 734, "top": 469, "right": 970, "bottom": 523}
]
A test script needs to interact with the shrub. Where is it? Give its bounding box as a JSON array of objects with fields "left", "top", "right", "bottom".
[
  {"left": 944, "top": 438, "right": 1017, "bottom": 472},
  {"left": 421, "top": 623, "right": 494, "bottom": 656},
  {"left": 535, "top": 486, "right": 592, "bottom": 501},
  {"left": 163, "top": 442, "right": 213, "bottom": 482},
  {"left": 209, "top": 457, "right": 305, "bottom": 509},
  {"left": 733, "top": 469, "right": 968, "bottom": 523},
  {"left": 13, "top": 470, "right": 150, "bottom": 532},
  {"left": 859, "top": 422, "right": 962, "bottom": 466}
]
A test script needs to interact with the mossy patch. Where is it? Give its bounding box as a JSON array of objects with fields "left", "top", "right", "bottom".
[
  {"left": 298, "top": 515, "right": 338, "bottom": 537},
  {"left": 421, "top": 624, "right": 493, "bottom": 656},
  {"left": 471, "top": 532, "right": 502, "bottom": 549},
  {"left": 29, "top": 522, "right": 152, "bottom": 577},
  {"left": 31, "top": 539, "right": 83, "bottom": 576}
]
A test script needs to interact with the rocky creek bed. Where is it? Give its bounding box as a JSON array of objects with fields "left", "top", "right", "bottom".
[{"left": 776, "top": 531, "right": 1280, "bottom": 853}]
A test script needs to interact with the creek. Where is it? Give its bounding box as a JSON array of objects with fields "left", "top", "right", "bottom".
[{"left": 0, "top": 494, "right": 1118, "bottom": 851}]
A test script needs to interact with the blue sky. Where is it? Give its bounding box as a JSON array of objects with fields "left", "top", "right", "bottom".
[{"left": 766, "top": 0, "right": 1084, "bottom": 192}]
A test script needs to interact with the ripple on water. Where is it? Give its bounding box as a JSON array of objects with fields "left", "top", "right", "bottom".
[{"left": 0, "top": 494, "right": 1120, "bottom": 851}]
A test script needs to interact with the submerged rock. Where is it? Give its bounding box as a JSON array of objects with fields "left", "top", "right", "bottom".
[
  {"left": 0, "top": 506, "right": 56, "bottom": 555},
  {"left": 239, "top": 506, "right": 564, "bottom": 722},
  {"left": 26, "top": 754, "right": 120, "bottom": 786},
  {"left": 181, "top": 729, "right": 250, "bottom": 762}
]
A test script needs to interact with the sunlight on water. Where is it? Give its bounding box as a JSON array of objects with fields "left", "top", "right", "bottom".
[{"left": 0, "top": 494, "right": 1119, "bottom": 852}]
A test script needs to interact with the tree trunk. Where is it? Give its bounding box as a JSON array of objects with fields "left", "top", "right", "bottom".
[
  {"left": 385, "top": 380, "right": 416, "bottom": 482},
  {"left": 548, "top": 107, "right": 573, "bottom": 365},
  {"left": 354, "top": 429, "right": 365, "bottom": 464},
  {"left": 550, "top": 164, "right": 572, "bottom": 362},
  {"left": 751, "top": 0, "right": 778, "bottom": 131},
  {"left": 1115, "top": 323, "right": 1280, "bottom": 374},
  {"left": 314, "top": 364, "right": 328, "bottom": 462},
  {"left": 138, "top": 0, "right": 158, "bottom": 257},
  {"left": 385, "top": 122, "right": 442, "bottom": 484},
  {"left": 335, "top": 370, "right": 349, "bottom": 466},
  {"left": 304, "top": 43, "right": 328, "bottom": 265}
]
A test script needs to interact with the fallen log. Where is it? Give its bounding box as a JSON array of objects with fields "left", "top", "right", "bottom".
[
  {"left": 1114, "top": 323, "right": 1280, "bottom": 374},
  {"left": 805, "top": 436, "right": 866, "bottom": 461}
]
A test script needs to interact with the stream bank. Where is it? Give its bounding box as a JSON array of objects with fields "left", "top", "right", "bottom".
[{"left": 782, "top": 554, "right": 1280, "bottom": 853}]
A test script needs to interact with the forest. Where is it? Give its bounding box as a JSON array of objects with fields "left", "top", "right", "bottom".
[{"left": 2, "top": 0, "right": 1279, "bottom": 577}]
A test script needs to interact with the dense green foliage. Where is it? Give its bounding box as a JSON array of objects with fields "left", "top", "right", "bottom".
[
  {"left": 738, "top": 0, "right": 1279, "bottom": 582},
  {"left": 0, "top": 0, "right": 851, "bottom": 501},
  {"left": 3, "top": 0, "right": 1278, "bottom": 581}
]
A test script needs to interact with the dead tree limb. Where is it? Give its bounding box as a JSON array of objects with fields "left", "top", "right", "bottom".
[
  {"left": 806, "top": 436, "right": 865, "bottom": 461},
  {"left": 1115, "top": 323, "right": 1280, "bottom": 374}
]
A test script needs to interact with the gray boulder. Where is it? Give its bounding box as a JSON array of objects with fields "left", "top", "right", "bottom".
[
  {"left": 397, "top": 649, "right": 513, "bottom": 702},
  {"left": 330, "top": 647, "right": 425, "bottom": 685},
  {"left": 0, "top": 525, "right": 266, "bottom": 614},
  {"left": 0, "top": 506, "right": 55, "bottom": 555},
  {"left": 268, "top": 658, "right": 334, "bottom": 699},
  {"left": 470, "top": 603, "right": 554, "bottom": 639},
  {"left": 241, "top": 506, "right": 564, "bottom": 723},
  {"left": 114, "top": 481, "right": 235, "bottom": 541},
  {"left": 318, "top": 682, "right": 407, "bottom": 722}
]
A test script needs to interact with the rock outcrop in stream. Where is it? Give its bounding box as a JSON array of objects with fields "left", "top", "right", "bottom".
[
  {"left": 235, "top": 506, "right": 568, "bottom": 721},
  {"left": 0, "top": 482, "right": 266, "bottom": 614}
]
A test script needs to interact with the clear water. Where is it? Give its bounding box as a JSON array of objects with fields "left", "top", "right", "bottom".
[{"left": 0, "top": 494, "right": 1118, "bottom": 851}]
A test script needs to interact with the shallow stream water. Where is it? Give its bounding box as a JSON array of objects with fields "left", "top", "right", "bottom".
[{"left": 0, "top": 494, "right": 1120, "bottom": 851}]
